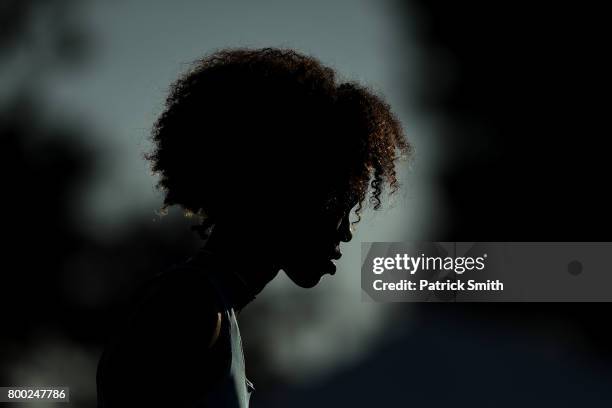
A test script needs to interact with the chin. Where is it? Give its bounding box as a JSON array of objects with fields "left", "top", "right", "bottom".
[{"left": 283, "top": 259, "right": 336, "bottom": 288}]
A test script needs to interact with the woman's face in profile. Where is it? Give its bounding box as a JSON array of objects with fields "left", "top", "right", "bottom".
[{"left": 278, "top": 204, "right": 354, "bottom": 288}]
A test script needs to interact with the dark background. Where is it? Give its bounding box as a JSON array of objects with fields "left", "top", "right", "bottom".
[{"left": 1, "top": 0, "right": 610, "bottom": 406}]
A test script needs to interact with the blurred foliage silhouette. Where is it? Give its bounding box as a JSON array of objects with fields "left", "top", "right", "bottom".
[
  {"left": 0, "top": 1, "right": 199, "bottom": 404},
  {"left": 396, "top": 0, "right": 612, "bottom": 389}
]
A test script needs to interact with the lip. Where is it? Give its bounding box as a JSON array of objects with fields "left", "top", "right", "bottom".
[{"left": 327, "top": 259, "right": 337, "bottom": 275}]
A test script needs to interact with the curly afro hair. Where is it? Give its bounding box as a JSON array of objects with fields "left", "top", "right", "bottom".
[{"left": 145, "top": 48, "right": 410, "bottom": 228}]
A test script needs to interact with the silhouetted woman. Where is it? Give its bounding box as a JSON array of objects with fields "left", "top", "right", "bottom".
[{"left": 96, "top": 47, "right": 410, "bottom": 407}]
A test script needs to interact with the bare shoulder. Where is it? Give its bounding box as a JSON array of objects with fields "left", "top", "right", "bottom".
[
  {"left": 131, "top": 266, "right": 224, "bottom": 343},
  {"left": 97, "top": 265, "right": 228, "bottom": 406}
]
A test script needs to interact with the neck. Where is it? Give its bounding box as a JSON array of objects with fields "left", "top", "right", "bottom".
[{"left": 197, "top": 224, "right": 280, "bottom": 308}]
